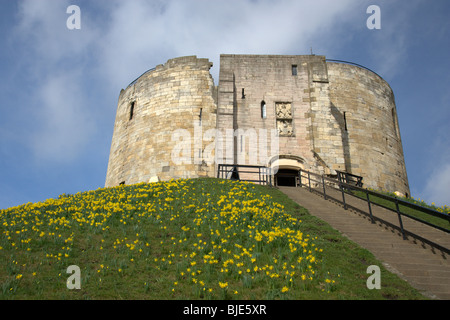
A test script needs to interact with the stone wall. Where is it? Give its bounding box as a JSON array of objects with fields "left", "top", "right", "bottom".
[
  {"left": 105, "top": 54, "right": 410, "bottom": 196},
  {"left": 105, "top": 56, "right": 217, "bottom": 187},
  {"left": 217, "top": 54, "right": 346, "bottom": 176},
  {"left": 327, "top": 62, "right": 410, "bottom": 195}
]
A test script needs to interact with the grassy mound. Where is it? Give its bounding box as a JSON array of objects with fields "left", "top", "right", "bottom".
[{"left": 0, "top": 178, "right": 425, "bottom": 299}]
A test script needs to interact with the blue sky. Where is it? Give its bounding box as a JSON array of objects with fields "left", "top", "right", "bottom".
[{"left": 0, "top": 0, "right": 449, "bottom": 209}]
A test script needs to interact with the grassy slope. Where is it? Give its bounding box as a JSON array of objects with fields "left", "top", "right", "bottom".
[
  {"left": 350, "top": 190, "right": 450, "bottom": 231},
  {"left": 0, "top": 178, "right": 425, "bottom": 300}
]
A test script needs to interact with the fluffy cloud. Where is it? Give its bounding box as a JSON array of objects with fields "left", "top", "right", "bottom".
[
  {"left": 12, "top": 0, "right": 363, "bottom": 165},
  {"left": 29, "top": 72, "right": 95, "bottom": 163},
  {"left": 422, "top": 163, "right": 450, "bottom": 207},
  {"left": 421, "top": 133, "right": 450, "bottom": 206},
  {"left": 16, "top": 0, "right": 98, "bottom": 66},
  {"left": 13, "top": 0, "right": 99, "bottom": 163},
  {"left": 363, "top": 0, "right": 424, "bottom": 80},
  {"left": 96, "top": 0, "right": 360, "bottom": 87}
]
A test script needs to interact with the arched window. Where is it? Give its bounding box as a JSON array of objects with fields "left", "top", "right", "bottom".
[{"left": 261, "top": 101, "right": 267, "bottom": 119}]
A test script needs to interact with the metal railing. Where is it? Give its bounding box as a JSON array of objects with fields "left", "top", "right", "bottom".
[
  {"left": 127, "top": 67, "right": 156, "bottom": 88},
  {"left": 299, "top": 169, "right": 450, "bottom": 252},
  {"left": 326, "top": 59, "right": 383, "bottom": 79},
  {"left": 217, "top": 164, "right": 273, "bottom": 186},
  {"left": 336, "top": 170, "right": 363, "bottom": 188}
]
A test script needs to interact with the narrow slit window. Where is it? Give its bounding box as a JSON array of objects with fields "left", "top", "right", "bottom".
[
  {"left": 292, "top": 65, "right": 298, "bottom": 76},
  {"left": 343, "top": 112, "right": 348, "bottom": 131},
  {"left": 129, "top": 101, "right": 135, "bottom": 120},
  {"left": 261, "top": 101, "right": 267, "bottom": 119},
  {"left": 391, "top": 108, "right": 398, "bottom": 138}
]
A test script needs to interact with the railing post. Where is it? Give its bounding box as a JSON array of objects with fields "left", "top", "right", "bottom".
[
  {"left": 341, "top": 182, "right": 347, "bottom": 210},
  {"left": 308, "top": 171, "right": 311, "bottom": 192},
  {"left": 270, "top": 168, "right": 273, "bottom": 187},
  {"left": 299, "top": 169, "right": 302, "bottom": 188},
  {"left": 268, "top": 167, "right": 272, "bottom": 187},
  {"left": 322, "top": 175, "right": 327, "bottom": 200},
  {"left": 366, "top": 190, "right": 374, "bottom": 223},
  {"left": 395, "top": 199, "right": 406, "bottom": 239}
]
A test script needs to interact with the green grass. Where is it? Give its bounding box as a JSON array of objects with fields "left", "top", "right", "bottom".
[
  {"left": 0, "top": 178, "right": 426, "bottom": 300},
  {"left": 350, "top": 189, "right": 450, "bottom": 231}
]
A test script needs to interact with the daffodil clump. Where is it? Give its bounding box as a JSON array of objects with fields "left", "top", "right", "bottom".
[
  {"left": 408, "top": 198, "right": 450, "bottom": 215},
  {"left": 162, "top": 181, "right": 331, "bottom": 298},
  {"left": 0, "top": 178, "right": 338, "bottom": 299}
]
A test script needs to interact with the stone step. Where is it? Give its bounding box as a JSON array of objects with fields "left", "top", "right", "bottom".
[{"left": 279, "top": 186, "right": 450, "bottom": 300}]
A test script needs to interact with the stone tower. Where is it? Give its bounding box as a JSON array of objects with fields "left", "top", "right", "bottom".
[
  {"left": 105, "top": 54, "right": 410, "bottom": 196},
  {"left": 105, "top": 56, "right": 217, "bottom": 187}
]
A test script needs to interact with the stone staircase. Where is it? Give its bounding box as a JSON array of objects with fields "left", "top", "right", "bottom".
[{"left": 279, "top": 186, "right": 450, "bottom": 300}]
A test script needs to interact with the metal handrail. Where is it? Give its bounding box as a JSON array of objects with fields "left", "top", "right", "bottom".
[
  {"left": 326, "top": 59, "right": 383, "bottom": 79},
  {"left": 299, "top": 169, "right": 450, "bottom": 241},
  {"left": 127, "top": 67, "right": 156, "bottom": 88},
  {"left": 217, "top": 164, "right": 272, "bottom": 186},
  {"left": 336, "top": 170, "right": 364, "bottom": 188}
]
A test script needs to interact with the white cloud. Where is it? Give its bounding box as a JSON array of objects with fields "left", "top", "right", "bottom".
[
  {"left": 13, "top": 0, "right": 100, "bottom": 163},
  {"left": 16, "top": 0, "right": 98, "bottom": 65},
  {"left": 419, "top": 132, "right": 450, "bottom": 206},
  {"left": 29, "top": 72, "right": 95, "bottom": 163},
  {"left": 12, "top": 0, "right": 364, "bottom": 164},
  {"left": 365, "top": 0, "right": 423, "bottom": 79},
  {"left": 422, "top": 163, "right": 450, "bottom": 207},
  {"left": 96, "top": 0, "right": 359, "bottom": 87}
]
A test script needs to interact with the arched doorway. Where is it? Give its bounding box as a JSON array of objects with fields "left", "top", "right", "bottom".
[
  {"left": 275, "top": 169, "right": 299, "bottom": 186},
  {"left": 268, "top": 155, "right": 306, "bottom": 187}
]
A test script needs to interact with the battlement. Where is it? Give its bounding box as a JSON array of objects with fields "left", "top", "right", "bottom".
[{"left": 160, "top": 55, "right": 213, "bottom": 70}]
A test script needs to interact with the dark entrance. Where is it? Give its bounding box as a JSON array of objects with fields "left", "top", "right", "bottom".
[{"left": 275, "top": 169, "right": 299, "bottom": 187}]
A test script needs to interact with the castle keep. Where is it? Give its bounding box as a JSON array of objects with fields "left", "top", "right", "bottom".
[{"left": 105, "top": 54, "right": 410, "bottom": 196}]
